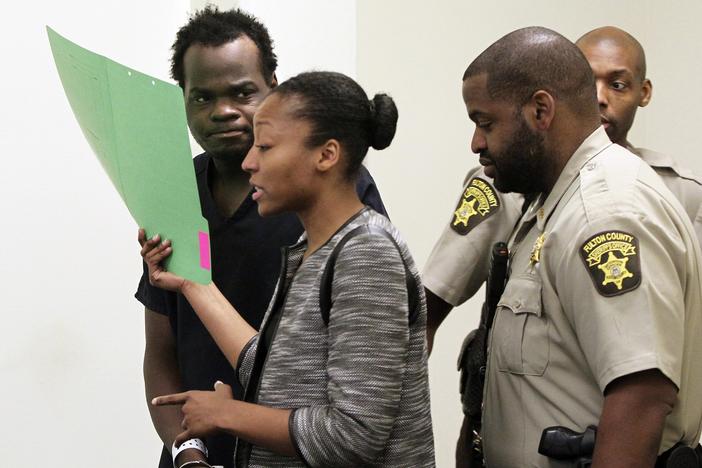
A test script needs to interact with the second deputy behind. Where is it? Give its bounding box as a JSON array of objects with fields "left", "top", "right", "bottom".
[
  {"left": 140, "top": 71, "right": 435, "bottom": 468},
  {"left": 575, "top": 26, "right": 702, "bottom": 242}
]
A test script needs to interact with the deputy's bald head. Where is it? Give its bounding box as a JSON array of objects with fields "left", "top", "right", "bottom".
[
  {"left": 576, "top": 26, "right": 647, "bottom": 82},
  {"left": 576, "top": 26, "right": 652, "bottom": 146}
]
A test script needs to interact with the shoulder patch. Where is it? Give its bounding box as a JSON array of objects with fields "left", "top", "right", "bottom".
[
  {"left": 450, "top": 177, "right": 501, "bottom": 235},
  {"left": 579, "top": 230, "right": 641, "bottom": 297}
]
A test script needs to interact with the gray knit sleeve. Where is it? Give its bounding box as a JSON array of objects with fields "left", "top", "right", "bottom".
[
  {"left": 290, "top": 231, "right": 410, "bottom": 467},
  {"left": 236, "top": 334, "right": 259, "bottom": 389}
]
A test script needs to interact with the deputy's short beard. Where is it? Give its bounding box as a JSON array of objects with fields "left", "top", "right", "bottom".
[{"left": 490, "top": 117, "right": 548, "bottom": 195}]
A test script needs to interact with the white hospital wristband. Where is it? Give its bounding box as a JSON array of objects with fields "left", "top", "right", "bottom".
[{"left": 172, "top": 438, "right": 208, "bottom": 465}]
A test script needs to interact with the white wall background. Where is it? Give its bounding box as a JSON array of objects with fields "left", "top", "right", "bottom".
[
  {"left": 2, "top": 1, "right": 700, "bottom": 466},
  {"left": 0, "top": 1, "right": 190, "bottom": 464}
]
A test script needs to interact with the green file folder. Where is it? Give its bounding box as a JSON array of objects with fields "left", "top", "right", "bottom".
[{"left": 47, "top": 27, "right": 211, "bottom": 284}]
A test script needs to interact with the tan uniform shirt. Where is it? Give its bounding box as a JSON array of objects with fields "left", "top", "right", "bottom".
[
  {"left": 423, "top": 166, "right": 524, "bottom": 306},
  {"left": 482, "top": 127, "right": 702, "bottom": 467},
  {"left": 629, "top": 145, "right": 702, "bottom": 244}
]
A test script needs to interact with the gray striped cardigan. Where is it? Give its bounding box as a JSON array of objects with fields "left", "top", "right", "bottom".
[{"left": 234, "top": 208, "right": 435, "bottom": 467}]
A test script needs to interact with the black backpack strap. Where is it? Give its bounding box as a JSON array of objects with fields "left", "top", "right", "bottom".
[{"left": 319, "top": 224, "right": 419, "bottom": 326}]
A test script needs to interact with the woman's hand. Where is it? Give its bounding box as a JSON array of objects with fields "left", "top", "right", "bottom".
[
  {"left": 152, "top": 381, "right": 234, "bottom": 446},
  {"left": 138, "top": 228, "right": 186, "bottom": 292}
]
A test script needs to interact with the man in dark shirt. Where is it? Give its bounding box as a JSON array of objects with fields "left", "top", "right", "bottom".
[{"left": 136, "top": 7, "right": 386, "bottom": 468}]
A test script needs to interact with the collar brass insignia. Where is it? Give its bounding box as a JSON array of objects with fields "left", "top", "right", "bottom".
[{"left": 530, "top": 233, "right": 546, "bottom": 265}]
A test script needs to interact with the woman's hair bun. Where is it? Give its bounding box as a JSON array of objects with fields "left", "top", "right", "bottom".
[{"left": 369, "top": 93, "right": 398, "bottom": 150}]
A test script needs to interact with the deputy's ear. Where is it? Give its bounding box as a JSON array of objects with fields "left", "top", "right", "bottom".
[
  {"left": 525, "top": 90, "right": 556, "bottom": 131},
  {"left": 317, "top": 139, "right": 341, "bottom": 173},
  {"left": 639, "top": 78, "right": 652, "bottom": 108}
]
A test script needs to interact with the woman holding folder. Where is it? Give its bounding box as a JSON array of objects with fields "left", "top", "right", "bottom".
[{"left": 140, "top": 71, "right": 435, "bottom": 468}]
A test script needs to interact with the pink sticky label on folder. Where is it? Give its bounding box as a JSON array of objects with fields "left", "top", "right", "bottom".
[{"left": 198, "top": 231, "right": 211, "bottom": 270}]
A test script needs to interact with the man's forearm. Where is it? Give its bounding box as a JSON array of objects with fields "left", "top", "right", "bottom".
[
  {"left": 144, "top": 348, "right": 186, "bottom": 447},
  {"left": 144, "top": 309, "right": 207, "bottom": 465},
  {"left": 591, "top": 369, "right": 677, "bottom": 468}
]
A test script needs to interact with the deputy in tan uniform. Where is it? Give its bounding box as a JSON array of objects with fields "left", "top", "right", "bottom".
[
  {"left": 423, "top": 167, "right": 525, "bottom": 468},
  {"left": 423, "top": 167, "right": 523, "bottom": 351},
  {"left": 576, "top": 26, "right": 702, "bottom": 241},
  {"left": 463, "top": 27, "right": 702, "bottom": 467}
]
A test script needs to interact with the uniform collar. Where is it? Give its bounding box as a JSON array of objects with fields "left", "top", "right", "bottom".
[
  {"left": 627, "top": 144, "right": 677, "bottom": 170},
  {"left": 523, "top": 126, "right": 613, "bottom": 230}
]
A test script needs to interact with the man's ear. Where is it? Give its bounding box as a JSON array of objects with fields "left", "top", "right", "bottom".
[
  {"left": 270, "top": 72, "right": 278, "bottom": 88},
  {"left": 525, "top": 90, "right": 556, "bottom": 131},
  {"left": 639, "top": 78, "right": 652, "bottom": 108},
  {"left": 317, "top": 139, "right": 342, "bottom": 173}
]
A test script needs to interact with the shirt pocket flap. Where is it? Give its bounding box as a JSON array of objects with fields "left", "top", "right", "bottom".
[
  {"left": 493, "top": 273, "right": 548, "bottom": 376},
  {"left": 497, "top": 275, "right": 542, "bottom": 317}
]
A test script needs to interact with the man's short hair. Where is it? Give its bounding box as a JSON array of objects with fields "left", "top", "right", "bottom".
[
  {"left": 170, "top": 6, "right": 278, "bottom": 88},
  {"left": 464, "top": 26, "right": 597, "bottom": 117}
]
